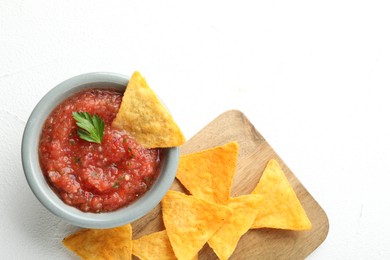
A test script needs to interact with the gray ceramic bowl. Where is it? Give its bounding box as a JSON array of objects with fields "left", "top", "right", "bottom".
[{"left": 21, "top": 72, "right": 179, "bottom": 228}]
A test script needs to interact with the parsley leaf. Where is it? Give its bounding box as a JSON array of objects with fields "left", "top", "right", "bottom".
[{"left": 72, "top": 112, "right": 105, "bottom": 144}]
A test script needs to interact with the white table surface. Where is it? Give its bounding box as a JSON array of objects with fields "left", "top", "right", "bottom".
[{"left": 1, "top": 1, "right": 390, "bottom": 259}]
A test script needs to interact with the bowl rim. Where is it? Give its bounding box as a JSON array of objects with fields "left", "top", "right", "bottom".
[{"left": 21, "top": 72, "right": 179, "bottom": 228}]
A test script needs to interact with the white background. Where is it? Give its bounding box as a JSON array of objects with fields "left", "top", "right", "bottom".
[{"left": 1, "top": 0, "right": 390, "bottom": 259}]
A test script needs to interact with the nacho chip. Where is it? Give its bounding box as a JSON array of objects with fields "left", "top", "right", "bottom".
[
  {"left": 162, "top": 190, "right": 232, "bottom": 260},
  {"left": 251, "top": 159, "right": 311, "bottom": 230},
  {"left": 208, "top": 194, "right": 263, "bottom": 260},
  {"left": 112, "top": 71, "right": 185, "bottom": 148},
  {"left": 132, "top": 230, "right": 176, "bottom": 260},
  {"left": 132, "top": 230, "right": 198, "bottom": 260},
  {"left": 62, "top": 224, "right": 132, "bottom": 260},
  {"left": 176, "top": 141, "right": 239, "bottom": 205}
]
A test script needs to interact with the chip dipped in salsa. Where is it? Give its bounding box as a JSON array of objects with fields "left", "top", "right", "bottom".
[{"left": 38, "top": 89, "right": 163, "bottom": 213}]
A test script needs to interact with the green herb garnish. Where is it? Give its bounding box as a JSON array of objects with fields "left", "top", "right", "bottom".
[
  {"left": 74, "top": 157, "right": 82, "bottom": 164},
  {"left": 72, "top": 112, "right": 105, "bottom": 144}
]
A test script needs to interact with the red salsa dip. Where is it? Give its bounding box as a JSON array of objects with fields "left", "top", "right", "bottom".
[{"left": 39, "top": 89, "right": 163, "bottom": 213}]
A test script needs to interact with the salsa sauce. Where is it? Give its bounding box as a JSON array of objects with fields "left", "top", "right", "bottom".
[{"left": 39, "top": 89, "right": 163, "bottom": 213}]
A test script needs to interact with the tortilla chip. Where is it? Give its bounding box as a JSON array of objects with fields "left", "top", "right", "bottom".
[
  {"left": 132, "top": 230, "right": 198, "bottom": 260},
  {"left": 112, "top": 71, "right": 185, "bottom": 148},
  {"left": 62, "top": 224, "right": 132, "bottom": 260},
  {"left": 208, "top": 194, "right": 263, "bottom": 260},
  {"left": 132, "top": 230, "right": 176, "bottom": 260},
  {"left": 176, "top": 141, "right": 239, "bottom": 205},
  {"left": 162, "top": 190, "right": 232, "bottom": 260},
  {"left": 251, "top": 159, "right": 311, "bottom": 230}
]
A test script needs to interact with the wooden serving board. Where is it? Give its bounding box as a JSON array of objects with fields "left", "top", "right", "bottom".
[{"left": 132, "top": 110, "right": 329, "bottom": 259}]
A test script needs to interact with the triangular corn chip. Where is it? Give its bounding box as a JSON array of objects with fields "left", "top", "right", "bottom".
[
  {"left": 176, "top": 141, "right": 239, "bottom": 205},
  {"left": 251, "top": 159, "right": 311, "bottom": 230},
  {"left": 208, "top": 194, "right": 263, "bottom": 260},
  {"left": 132, "top": 230, "right": 198, "bottom": 260},
  {"left": 162, "top": 190, "right": 232, "bottom": 260},
  {"left": 112, "top": 71, "right": 185, "bottom": 148},
  {"left": 62, "top": 224, "right": 132, "bottom": 260},
  {"left": 132, "top": 230, "right": 176, "bottom": 260}
]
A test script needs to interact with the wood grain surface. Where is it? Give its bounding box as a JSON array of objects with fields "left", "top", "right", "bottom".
[{"left": 132, "top": 110, "right": 329, "bottom": 259}]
